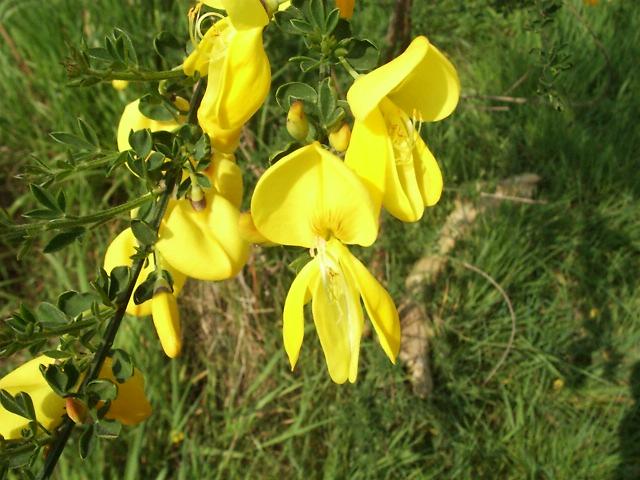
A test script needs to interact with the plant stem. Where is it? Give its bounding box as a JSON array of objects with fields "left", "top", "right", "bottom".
[
  {"left": 90, "top": 67, "right": 186, "bottom": 82},
  {"left": 1, "top": 192, "right": 155, "bottom": 241},
  {"left": 36, "top": 71, "right": 208, "bottom": 480},
  {"left": 338, "top": 56, "right": 360, "bottom": 80}
]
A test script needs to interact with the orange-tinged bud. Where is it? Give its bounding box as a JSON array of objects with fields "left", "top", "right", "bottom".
[
  {"left": 286, "top": 101, "right": 309, "bottom": 142},
  {"left": 111, "top": 79, "right": 129, "bottom": 91},
  {"left": 335, "top": 0, "right": 355, "bottom": 19},
  {"left": 329, "top": 123, "right": 352, "bottom": 152},
  {"left": 65, "top": 397, "right": 87, "bottom": 425}
]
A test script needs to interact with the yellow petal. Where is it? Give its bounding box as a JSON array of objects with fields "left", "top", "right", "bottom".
[
  {"left": 150, "top": 291, "right": 182, "bottom": 358},
  {"left": 312, "top": 240, "right": 363, "bottom": 384},
  {"left": 198, "top": 28, "right": 270, "bottom": 133},
  {"left": 347, "top": 36, "right": 459, "bottom": 122},
  {"left": 387, "top": 37, "right": 460, "bottom": 122},
  {"left": 116, "top": 99, "right": 180, "bottom": 152},
  {"left": 209, "top": 152, "right": 243, "bottom": 208},
  {"left": 338, "top": 242, "right": 400, "bottom": 363},
  {"left": 156, "top": 192, "right": 250, "bottom": 280},
  {"left": 0, "top": 356, "right": 64, "bottom": 440},
  {"left": 222, "top": 0, "right": 269, "bottom": 29},
  {"left": 238, "top": 212, "right": 273, "bottom": 244},
  {"left": 377, "top": 98, "right": 435, "bottom": 222},
  {"left": 183, "top": 18, "right": 231, "bottom": 77},
  {"left": 202, "top": 0, "right": 224, "bottom": 8},
  {"left": 99, "top": 358, "right": 152, "bottom": 425},
  {"left": 344, "top": 108, "right": 389, "bottom": 208},
  {"left": 414, "top": 132, "right": 443, "bottom": 207},
  {"left": 104, "top": 228, "right": 187, "bottom": 317},
  {"left": 251, "top": 142, "right": 379, "bottom": 248},
  {"left": 282, "top": 258, "right": 318, "bottom": 369}
]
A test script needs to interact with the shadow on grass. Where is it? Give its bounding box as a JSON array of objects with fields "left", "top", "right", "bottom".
[{"left": 614, "top": 361, "right": 640, "bottom": 480}]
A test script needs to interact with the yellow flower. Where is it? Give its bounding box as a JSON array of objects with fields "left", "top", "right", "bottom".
[
  {"left": 184, "top": 0, "right": 271, "bottom": 153},
  {"left": 335, "top": 0, "right": 355, "bottom": 19},
  {"left": 104, "top": 228, "right": 187, "bottom": 318},
  {"left": 0, "top": 356, "right": 151, "bottom": 440},
  {"left": 104, "top": 228, "right": 186, "bottom": 358},
  {"left": 345, "top": 36, "right": 460, "bottom": 222},
  {"left": 116, "top": 98, "right": 183, "bottom": 152},
  {"left": 251, "top": 143, "right": 400, "bottom": 383}
]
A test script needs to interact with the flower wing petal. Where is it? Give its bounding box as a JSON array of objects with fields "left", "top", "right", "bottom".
[
  {"left": 340, "top": 244, "right": 400, "bottom": 363},
  {"left": 283, "top": 259, "right": 318, "bottom": 370}
]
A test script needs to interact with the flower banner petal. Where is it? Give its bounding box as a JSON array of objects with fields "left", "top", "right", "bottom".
[
  {"left": 99, "top": 358, "right": 152, "bottom": 425},
  {"left": 251, "top": 143, "right": 379, "bottom": 248},
  {"left": 222, "top": 0, "right": 269, "bottom": 30}
]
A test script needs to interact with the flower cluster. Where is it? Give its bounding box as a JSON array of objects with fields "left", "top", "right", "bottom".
[{"left": 1, "top": 0, "right": 459, "bottom": 446}]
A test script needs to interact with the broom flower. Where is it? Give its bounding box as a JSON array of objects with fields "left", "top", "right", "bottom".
[{"left": 251, "top": 142, "right": 400, "bottom": 383}]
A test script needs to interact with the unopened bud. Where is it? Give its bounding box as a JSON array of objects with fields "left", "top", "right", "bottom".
[
  {"left": 189, "top": 177, "right": 207, "bottom": 212},
  {"left": 329, "top": 123, "right": 351, "bottom": 152},
  {"left": 286, "top": 101, "right": 309, "bottom": 142},
  {"left": 65, "top": 397, "right": 87, "bottom": 425},
  {"left": 260, "top": 0, "right": 280, "bottom": 17},
  {"left": 335, "top": 0, "right": 355, "bottom": 19},
  {"left": 152, "top": 282, "right": 182, "bottom": 358},
  {"left": 173, "top": 96, "right": 190, "bottom": 113},
  {"left": 111, "top": 79, "right": 129, "bottom": 91}
]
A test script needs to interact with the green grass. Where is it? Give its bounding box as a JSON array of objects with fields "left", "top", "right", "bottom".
[{"left": 1, "top": 0, "right": 640, "bottom": 478}]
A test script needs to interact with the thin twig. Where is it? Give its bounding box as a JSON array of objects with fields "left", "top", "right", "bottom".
[{"left": 479, "top": 192, "right": 548, "bottom": 205}]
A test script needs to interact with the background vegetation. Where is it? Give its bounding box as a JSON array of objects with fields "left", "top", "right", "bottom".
[{"left": 1, "top": 0, "right": 639, "bottom": 478}]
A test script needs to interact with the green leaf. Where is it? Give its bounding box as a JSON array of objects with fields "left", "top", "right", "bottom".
[
  {"left": 306, "top": 0, "right": 325, "bottom": 30},
  {"left": 131, "top": 219, "right": 158, "bottom": 245},
  {"left": 154, "top": 31, "right": 182, "bottom": 59},
  {"left": 324, "top": 8, "right": 340, "bottom": 34},
  {"left": 347, "top": 38, "right": 380, "bottom": 71},
  {"left": 41, "top": 362, "right": 79, "bottom": 396},
  {"left": 49, "top": 132, "right": 94, "bottom": 151},
  {"left": 146, "top": 151, "right": 165, "bottom": 171},
  {"left": 133, "top": 272, "right": 156, "bottom": 305},
  {"left": 111, "top": 349, "right": 134, "bottom": 383},
  {"left": 79, "top": 425, "right": 95, "bottom": 459},
  {"left": 317, "top": 77, "right": 337, "bottom": 127},
  {"left": 77, "top": 118, "right": 99, "bottom": 146},
  {"left": 195, "top": 173, "right": 211, "bottom": 188},
  {"left": 0, "top": 390, "right": 36, "bottom": 421},
  {"left": 128, "top": 129, "right": 153, "bottom": 159},
  {"left": 138, "top": 93, "right": 177, "bottom": 122},
  {"left": 29, "top": 184, "right": 60, "bottom": 212},
  {"left": 36, "top": 302, "right": 69, "bottom": 326},
  {"left": 87, "top": 379, "right": 118, "bottom": 403},
  {"left": 108, "top": 266, "right": 131, "bottom": 302},
  {"left": 43, "top": 227, "right": 85, "bottom": 253},
  {"left": 56, "top": 190, "right": 67, "bottom": 212},
  {"left": 94, "top": 419, "right": 122, "bottom": 439},
  {"left": 275, "top": 82, "right": 317, "bottom": 110},
  {"left": 57, "top": 290, "right": 98, "bottom": 317}
]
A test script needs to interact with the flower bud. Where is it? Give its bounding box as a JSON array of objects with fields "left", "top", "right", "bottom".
[
  {"left": 65, "top": 397, "right": 87, "bottom": 425},
  {"left": 335, "top": 0, "right": 355, "bottom": 19},
  {"left": 111, "top": 79, "right": 129, "bottom": 91},
  {"left": 190, "top": 182, "right": 207, "bottom": 212},
  {"left": 261, "top": 0, "right": 280, "bottom": 17},
  {"left": 152, "top": 279, "right": 182, "bottom": 358},
  {"left": 329, "top": 123, "right": 352, "bottom": 152},
  {"left": 286, "top": 101, "right": 309, "bottom": 142}
]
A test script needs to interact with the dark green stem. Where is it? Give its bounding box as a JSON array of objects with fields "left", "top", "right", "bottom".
[{"left": 91, "top": 67, "right": 186, "bottom": 82}]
